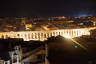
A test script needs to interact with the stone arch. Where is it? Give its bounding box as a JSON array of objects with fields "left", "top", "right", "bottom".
[
  {"left": 31, "top": 33, "right": 34, "bottom": 39},
  {"left": 38, "top": 33, "right": 40, "bottom": 39},
  {"left": 59, "top": 32, "right": 61, "bottom": 35},
  {"left": 41, "top": 33, "right": 44, "bottom": 38},
  {"left": 53, "top": 32, "right": 55, "bottom": 36},
  {"left": 24, "top": 34, "right": 27, "bottom": 39},
  {"left": 17, "top": 34, "right": 20, "bottom": 38},
  {"left": 5, "top": 35, "right": 9, "bottom": 38},
  {"left": 44, "top": 33, "right": 47, "bottom": 38},
  {"left": 50, "top": 32, "right": 52, "bottom": 37},
  {"left": 28, "top": 33, "right": 30, "bottom": 39},
  {"left": 1, "top": 35, "right": 4, "bottom": 38},
  {"left": 35, "top": 33, "right": 37, "bottom": 39},
  {"left": 46, "top": 32, "right": 49, "bottom": 38}
]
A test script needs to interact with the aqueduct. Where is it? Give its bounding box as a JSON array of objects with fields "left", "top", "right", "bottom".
[{"left": 0, "top": 27, "right": 95, "bottom": 41}]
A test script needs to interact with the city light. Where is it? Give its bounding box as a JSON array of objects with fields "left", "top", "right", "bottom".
[
  {"left": 0, "top": 27, "right": 94, "bottom": 41},
  {"left": 64, "top": 34, "right": 71, "bottom": 38},
  {"left": 78, "top": 14, "right": 92, "bottom": 17}
]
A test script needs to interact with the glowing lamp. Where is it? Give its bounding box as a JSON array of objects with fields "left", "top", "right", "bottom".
[{"left": 64, "top": 34, "right": 71, "bottom": 38}]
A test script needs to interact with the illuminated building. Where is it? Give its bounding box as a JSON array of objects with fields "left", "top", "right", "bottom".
[
  {"left": 25, "top": 24, "right": 32, "bottom": 31},
  {"left": 0, "top": 27, "right": 95, "bottom": 41}
]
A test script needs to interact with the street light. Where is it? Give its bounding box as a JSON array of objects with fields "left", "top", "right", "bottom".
[{"left": 64, "top": 34, "right": 71, "bottom": 38}]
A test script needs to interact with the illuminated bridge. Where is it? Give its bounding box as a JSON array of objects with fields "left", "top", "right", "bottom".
[{"left": 0, "top": 27, "right": 95, "bottom": 41}]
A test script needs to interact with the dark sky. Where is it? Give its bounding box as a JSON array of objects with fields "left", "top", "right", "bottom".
[{"left": 0, "top": 0, "right": 96, "bottom": 17}]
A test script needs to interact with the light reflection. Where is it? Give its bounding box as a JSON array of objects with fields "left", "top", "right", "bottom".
[{"left": 70, "top": 38, "right": 87, "bottom": 51}]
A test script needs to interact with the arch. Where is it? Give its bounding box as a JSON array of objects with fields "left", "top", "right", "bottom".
[
  {"left": 53, "top": 32, "right": 56, "bottom": 36},
  {"left": 17, "top": 34, "right": 20, "bottom": 38},
  {"left": 46, "top": 33, "right": 49, "bottom": 38},
  {"left": 1, "top": 35, "right": 4, "bottom": 38},
  {"left": 28, "top": 33, "right": 30, "bottom": 39},
  {"left": 24, "top": 34, "right": 27, "bottom": 39},
  {"left": 50, "top": 32, "right": 52, "bottom": 37},
  {"left": 31, "top": 33, "right": 34, "bottom": 39},
  {"left": 5, "top": 35, "right": 9, "bottom": 38},
  {"left": 41, "top": 33, "right": 44, "bottom": 38},
  {"left": 0, "top": 27, "right": 91, "bottom": 41},
  {"left": 35, "top": 33, "right": 38, "bottom": 39},
  {"left": 59, "top": 32, "right": 61, "bottom": 35},
  {"left": 44, "top": 33, "right": 47, "bottom": 38}
]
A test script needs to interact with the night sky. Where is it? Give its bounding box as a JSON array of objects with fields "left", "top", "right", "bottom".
[{"left": 0, "top": 0, "right": 96, "bottom": 17}]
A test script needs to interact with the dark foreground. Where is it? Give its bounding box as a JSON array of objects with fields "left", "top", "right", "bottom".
[{"left": 0, "top": 36, "right": 96, "bottom": 64}]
